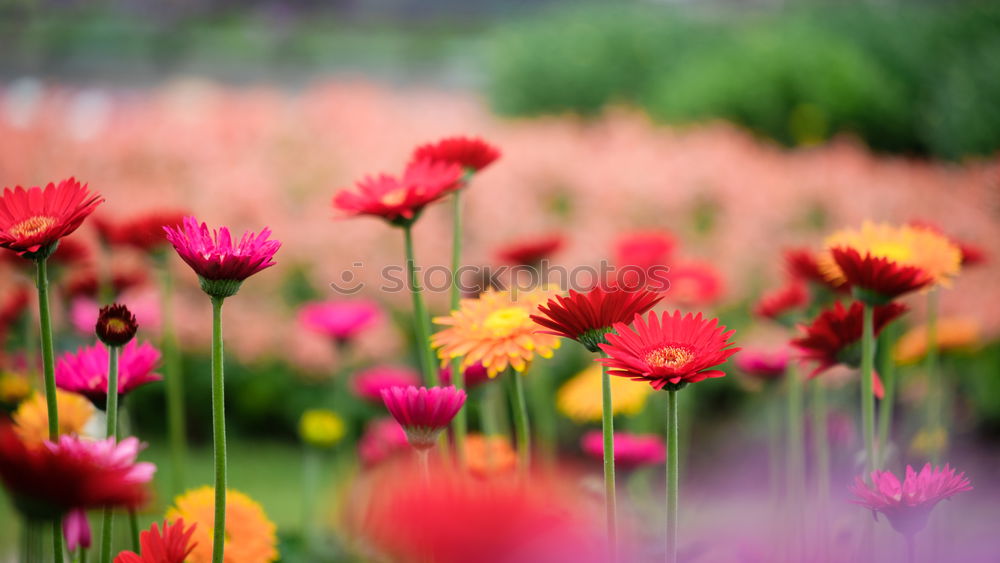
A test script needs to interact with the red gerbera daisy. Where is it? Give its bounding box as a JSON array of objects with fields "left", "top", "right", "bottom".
[
  {"left": 612, "top": 231, "right": 675, "bottom": 291},
  {"left": 333, "top": 159, "right": 462, "bottom": 227},
  {"left": 784, "top": 248, "right": 828, "bottom": 285},
  {"left": 753, "top": 281, "right": 808, "bottom": 323},
  {"left": 598, "top": 311, "right": 739, "bottom": 391},
  {"left": 64, "top": 268, "right": 148, "bottom": 300},
  {"left": 665, "top": 261, "right": 724, "bottom": 306},
  {"left": 48, "top": 238, "right": 93, "bottom": 268},
  {"left": 494, "top": 234, "right": 564, "bottom": 267},
  {"left": 0, "top": 178, "right": 103, "bottom": 258},
  {"left": 411, "top": 136, "right": 501, "bottom": 173},
  {"left": 101, "top": 211, "right": 188, "bottom": 253},
  {"left": 114, "top": 519, "right": 198, "bottom": 563},
  {"left": 830, "top": 247, "right": 932, "bottom": 305},
  {"left": 0, "top": 424, "right": 155, "bottom": 520},
  {"left": 791, "top": 301, "right": 907, "bottom": 377},
  {"left": 163, "top": 216, "right": 280, "bottom": 298},
  {"left": 532, "top": 286, "right": 663, "bottom": 352}
]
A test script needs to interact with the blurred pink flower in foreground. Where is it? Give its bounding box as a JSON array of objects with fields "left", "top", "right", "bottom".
[
  {"left": 298, "top": 299, "right": 382, "bottom": 345},
  {"left": 353, "top": 365, "right": 421, "bottom": 401},
  {"left": 850, "top": 463, "right": 972, "bottom": 536},
  {"left": 581, "top": 430, "right": 666, "bottom": 470},
  {"left": 358, "top": 418, "right": 410, "bottom": 467}
]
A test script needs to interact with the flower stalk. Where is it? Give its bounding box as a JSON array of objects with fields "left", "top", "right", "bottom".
[
  {"left": 925, "top": 289, "right": 942, "bottom": 463},
  {"left": 508, "top": 370, "right": 531, "bottom": 474},
  {"left": 666, "top": 389, "right": 679, "bottom": 563},
  {"left": 601, "top": 361, "right": 618, "bottom": 560},
  {"left": 210, "top": 296, "right": 228, "bottom": 563},
  {"left": 449, "top": 193, "right": 467, "bottom": 463},
  {"left": 402, "top": 224, "right": 439, "bottom": 386},
  {"left": 98, "top": 345, "right": 120, "bottom": 563},
  {"left": 861, "top": 304, "right": 876, "bottom": 474}
]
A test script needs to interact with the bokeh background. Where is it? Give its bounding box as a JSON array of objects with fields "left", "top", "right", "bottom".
[{"left": 1, "top": 0, "right": 999, "bottom": 561}]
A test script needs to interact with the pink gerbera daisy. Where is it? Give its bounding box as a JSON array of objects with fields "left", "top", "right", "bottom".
[
  {"left": 380, "top": 386, "right": 467, "bottom": 449},
  {"left": 850, "top": 463, "right": 972, "bottom": 537},
  {"left": 163, "top": 216, "right": 280, "bottom": 298},
  {"left": 55, "top": 340, "right": 162, "bottom": 409},
  {"left": 353, "top": 366, "right": 421, "bottom": 401},
  {"left": 297, "top": 299, "right": 382, "bottom": 344},
  {"left": 0, "top": 178, "right": 103, "bottom": 258},
  {"left": 581, "top": 431, "right": 666, "bottom": 471}
]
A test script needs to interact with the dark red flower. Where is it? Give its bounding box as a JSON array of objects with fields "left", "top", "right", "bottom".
[
  {"left": 494, "top": 234, "right": 564, "bottom": 266},
  {"left": 64, "top": 269, "right": 148, "bottom": 300},
  {"left": 0, "top": 423, "right": 154, "bottom": 520},
  {"left": 114, "top": 519, "right": 198, "bottom": 563},
  {"left": 0, "top": 286, "right": 31, "bottom": 328},
  {"left": 599, "top": 311, "right": 739, "bottom": 391},
  {"left": 784, "top": 247, "right": 828, "bottom": 284},
  {"left": 791, "top": 301, "right": 907, "bottom": 377},
  {"left": 439, "top": 362, "right": 491, "bottom": 389},
  {"left": 532, "top": 287, "right": 663, "bottom": 352},
  {"left": 830, "top": 247, "right": 932, "bottom": 305},
  {"left": 411, "top": 136, "right": 501, "bottom": 173},
  {"left": 99, "top": 211, "right": 188, "bottom": 253},
  {"left": 0, "top": 178, "right": 103, "bottom": 258},
  {"left": 48, "top": 238, "right": 93, "bottom": 268},
  {"left": 96, "top": 304, "right": 138, "bottom": 347},
  {"left": 333, "top": 160, "right": 462, "bottom": 226},
  {"left": 753, "top": 281, "right": 808, "bottom": 322}
]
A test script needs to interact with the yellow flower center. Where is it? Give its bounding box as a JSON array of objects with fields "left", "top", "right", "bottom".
[
  {"left": 9, "top": 216, "right": 56, "bottom": 238},
  {"left": 483, "top": 306, "right": 530, "bottom": 338},
  {"left": 645, "top": 346, "right": 693, "bottom": 369},
  {"left": 105, "top": 318, "right": 128, "bottom": 333},
  {"left": 868, "top": 241, "right": 912, "bottom": 263},
  {"left": 379, "top": 188, "right": 408, "bottom": 207}
]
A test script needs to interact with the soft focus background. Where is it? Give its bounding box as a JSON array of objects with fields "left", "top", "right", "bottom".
[{"left": 1, "top": 0, "right": 999, "bottom": 561}]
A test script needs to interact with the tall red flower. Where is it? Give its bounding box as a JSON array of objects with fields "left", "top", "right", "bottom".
[
  {"left": 0, "top": 178, "right": 103, "bottom": 258},
  {"left": 100, "top": 211, "right": 188, "bottom": 253},
  {"left": 830, "top": 247, "right": 932, "bottom": 305},
  {"left": 163, "top": 216, "right": 280, "bottom": 298},
  {"left": 753, "top": 281, "right": 808, "bottom": 323},
  {"left": 599, "top": 311, "right": 739, "bottom": 391},
  {"left": 850, "top": 463, "right": 972, "bottom": 537},
  {"left": 494, "top": 234, "right": 564, "bottom": 267},
  {"left": 0, "top": 424, "right": 155, "bottom": 520},
  {"left": 114, "top": 519, "right": 198, "bottom": 563},
  {"left": 791, "top": 301, "right": 907, "bottom": 377},
  {"left": 333, "top": 159, "right": 462, "bottom": 226},
  {"left": 411, "top": 136, "right": 501, "bottom": 173},
  {"left": 532, "top": 286, "right": 663, "bottom": 352},
  {"left": 380, "top": 386, "right": 466, "bottom": 449},
  {"left": 613, "top": 231, "right": 674, "bottom": 291}
]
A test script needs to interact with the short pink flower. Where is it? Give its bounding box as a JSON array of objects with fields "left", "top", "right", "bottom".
[
  {"left": 56, "top": 340, "right": 162, "bottom": 408},
  {"left": 163, "top": 216, "right": 279, "bottom": 297},
  {"left": 380, "top": 386, "right": 467, "bottom": 450},
  {"left": 580, "top": 431, "right": 666, "bottom": 470},
  {"left": 353, "top": 366, "right": 421, "bottom": 401},
  {"left": 735, "top": 347, "right": 790, "bottom": 382},
  {"left": 298, "top": 299, "right": 382, "bottom": 343},
  {"left": 850, "top": 463, "right": 972, "bottom": 536},
  {"left": 358, "top": 418, "right": 410, "bottom": 467}
]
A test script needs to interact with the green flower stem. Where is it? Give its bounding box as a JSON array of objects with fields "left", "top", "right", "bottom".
[
  {"left": 926, "top": 289, "right": 942, "bottom": 463},
  {"left": 449, "top": 192, "right": 467, "bottom": 463},
  {"left": 861, "top": 303, "right": 876, "bottom": 474},
  {"left": 99, "top": 346, "right": 121, "bottom": 563},
  {"left": 785, "top": 364, "right": 805, "bottom": 561},
  {"left": 157, "top": 257, "right": 187, "bottom": 496},
  {"left": 508, "top": 370, "right": 531, "bottom": 474},
  {"left": 402, "top": 224, "right": 439, "bottom": 386},
  {"left": 666, "top": 389, "right": 679, "bottom": 563},
  {"left": 877, "top": 322, "right": 898, "bottom": 463},
  {"left": 528, "top": 361, "right": 557, "bottom": 465},
  {"left": 210, "top": 296, "right": 228, "bottom": 563},
  {"left": 301, "top": 446, "right": 321, "bottom": 556},
  {"left": 601, "top": 361, "right": 618, "bottom": 560},
  {"left": 35, "top": 257, "right": 64, "bottom": 562},
  {"left": 128, "top": 511, "right": 139, "bottom": 552},
  {"left": 811, "top": 378, "right": 830, "bottom": 554}
]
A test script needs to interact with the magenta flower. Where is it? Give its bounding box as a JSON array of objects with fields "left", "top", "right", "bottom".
[
  {"left": 580, "top": 431, "right": 666, "bottom": 471},
  {"left": 163, "top": 216, "right": 279, "bottom": 298},
  {"left": 55, "top": 340, "right": 162, "bottom": 409},
  {"left": 734, "top": 347, "right": 790, "bottom": 382},
  {"left": 298, "top": 299, "right": 382, "bottom": 344},
  {"left": 63, "top": 508, "right": 91, "bottom": 551},
  {"left": 358, "top": 418, "right": 410, "bottom": 467},
  {"left": 439, "top": 361, "right": 490, "bottom": 389},
  {"left": 850, "top": 463, "right": 972, "bottom": 536},
  {"left": 380, "top": 386, "right": 467, "bottom": 450},
  {"left": 353, "top": 366, "right": 421, "bottom": 401}
]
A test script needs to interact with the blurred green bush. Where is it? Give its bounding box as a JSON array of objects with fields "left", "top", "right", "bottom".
[{"left": 487, "top": 3, "right": 1000, "bottom": 160}]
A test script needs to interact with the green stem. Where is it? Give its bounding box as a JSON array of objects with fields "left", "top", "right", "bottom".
[
  {"left": 861, "top": 304, "right": 876, "bottom": 475},
  {"left": 158, "top": 259, "right": 187, "bottom": 495},
  {"left": 528, "top": 361, "right": 557, "bottom": 465},
  {"left": 786, "top": 364, "right": 805, "bottom": 561},
  {"left": 128, "top": 511, "right": 139, "bottom": 552},
  {"left": 449, "top": 192, "right": 466, "bottom": 463},
  {"left": 34, "top": 258, "right": 58, "bottom": 440},
  {"left": 508, "top": 370, "right": 531, "bottom": 473},
  {"left": 666, "top": 390, "right": 679, "bottom": 563},
  {"left": 601, "top": 362, "right": 618, "bottom": 560},
  {"left": 301, "top": 446, "right": 321, "bottom": 556},
  {"left": 210, "top": 296, "right": 228, "bottom": 563},
  {"left": 811, "top": 378, "right": 830, "bottom": 554},
  {"left": 402, "top": 224, "right": 439, "bottom": 386},
  {"left": 877, "top": 322, "right": 898, "bottom": 464},
  {"left": 925, "top": 289, "right": 942, "bottom": 463},
  {"left": 99, "top": 346, "right": 120, "bottom": 563}
]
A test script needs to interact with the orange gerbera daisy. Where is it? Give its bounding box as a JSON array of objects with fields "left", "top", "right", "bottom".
[
  {"left": 13, "top": 389, "right": 94, "bottom": 445},
  {"left": 894, "top": 317, "right": 981, "bottom": 365},
  {"left": 820, "top": 222, "right": 962, "bottom": 288},
  {"left": 432, "top": 289, "right": 561, "bottom": 377},
  {"left": 166, "top": 487, "right": 278, "bottom": 563}
]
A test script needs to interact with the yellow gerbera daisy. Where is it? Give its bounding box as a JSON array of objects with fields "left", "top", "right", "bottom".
[
  {"left": 167, "top": 486, "right": 278, "bottom": 563},
  {"left": 820, "top": 222, "right": 962, "bottom": 287},
  {"left": 556, "top": 364, "right": 652, "bottom": 423},
  {"left": 894, "top": 317, "right": 980, "bottom": 365},
  {"left": 13, "top": 389, "right": 94, "bottom": 445},
  {"left": 298, "top": 409, "right": 347, "bottom": 449},
  {"left": 0, "top": 371, "right": 32, "bottom": 409},
  {"left": 432, "top": 288, "right": 561, "bottom": 377}
]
